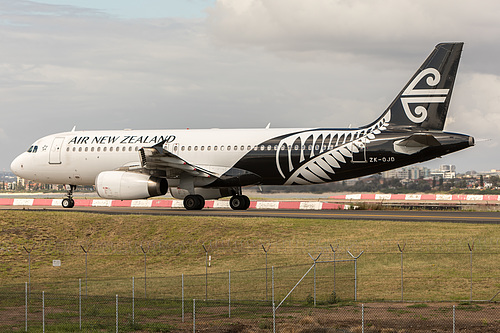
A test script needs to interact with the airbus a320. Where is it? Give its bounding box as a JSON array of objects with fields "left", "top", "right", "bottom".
[{"left": 11, "top": 43, "right": 474, "bottom": 210}]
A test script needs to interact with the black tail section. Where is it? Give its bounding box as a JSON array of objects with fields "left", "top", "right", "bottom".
[{"left": 374, "top": 42, "right": 463, "bottom": 131}]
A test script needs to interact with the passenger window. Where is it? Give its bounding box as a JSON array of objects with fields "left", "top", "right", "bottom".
[
  {"left": 201, "top": 146, "right": 204, "bottom": 151},
  {"left": 234, "top": 146, "right": 238, "bottom": 151},
  {"left": 274, "top": 145, "right": 278, "bottom": 151},
  {"left": 260, "top": 145, "right": 265, "bottom": 151},
  {"left": 72, "top": 147, "right": 76, "bottom": 152},
  {"left": 194, "top": 146, "right": 198, "bottom": 151},
  {"left": 247, "top": 145, "right": 251, "bottom": 150},
  {"left": 221, "top": 146, "right": 225, "bottom": 151},
  {"left": 116, "top": 147, "right": 120, "bottom": 152},
  {"left": 103, "top": 147, "right": 107, "bottom": 152},
  {"left": 122, "top": 147, "right": 126, "bottom": 152},
  {"left": 85, "top": 147, "right": 88, "bottom": 152},
  {"left": 91, "top": 147, "right": 94, "bottom": 152},
  {"left": 110, "top": 147, "right": 113, "bottom": 152},
  {"left": 214, "top": 146, "right": 218, "bottom": 151},
  {"left": 227, "top": 146, "right": 231, "bottom": 151},
  {"left": 128, "top": 146, "right": 132, "bottom": 152},
  {"left": 207, "top": 146, "right": 211, "bottom": 151},
  {"left": 78, "top": 147, "right": 82, "bottom": 152},
  {"left": 66, "top": 147, "right": 70, "bottom": 152},
  {"left": 181, "top": 146, "right": 185, "bottom": 151},
  {"left": 240, "top": 145, "right": 244, "bottom": 151},
  {"left": 135, "top": 146, "right": 139, "bottom": 151},
  {"left": 267, "top": 145, "right": 272, "bottom": 151},
  {"left": 188, "top": 146, "right": 192, "bottom": 151},
  {"left": 97, "top": 147, "right": 101, "bottom": 152}
]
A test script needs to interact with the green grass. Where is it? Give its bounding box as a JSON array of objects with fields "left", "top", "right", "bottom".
[{"left": 1, "top": 210, "right": 499, "bottom": 302}]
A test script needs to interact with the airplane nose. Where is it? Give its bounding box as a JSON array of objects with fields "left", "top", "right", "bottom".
[{"left": 10, "top": 154, "right": 25, "bottom": 176}]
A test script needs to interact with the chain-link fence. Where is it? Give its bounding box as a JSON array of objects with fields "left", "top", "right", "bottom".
[{"left": 1, "top": 290, "right": 498, "bottom": 332}]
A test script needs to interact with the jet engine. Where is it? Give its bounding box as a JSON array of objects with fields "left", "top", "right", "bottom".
[{"left": 95, "top": 171, "right": 167, "bottom": 200}]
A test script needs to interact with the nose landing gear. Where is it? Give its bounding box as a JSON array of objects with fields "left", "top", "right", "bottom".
[{"left": 62, "top": 184, "right": 76, "bottom": 208}]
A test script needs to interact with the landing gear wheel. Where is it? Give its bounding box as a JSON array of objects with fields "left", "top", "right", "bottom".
[
  {"left": 62, "top": 198, "right": 75, "bottom": 208},
  {"left": 241, "top": 195, "right": 251, "bottom": 210},
  {"left": 230, "top": 195, "right": 250, "bottom": 210},
  {"left": 61, "top": 184, "right": 76, "bottom": 208},
  {"left": 183, "top": 194, "right": 205, "bottom": 210}
]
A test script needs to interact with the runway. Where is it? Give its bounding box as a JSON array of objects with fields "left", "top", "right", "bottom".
[{"left": 4, "top": 206, "right": 500, "bottom": 224}]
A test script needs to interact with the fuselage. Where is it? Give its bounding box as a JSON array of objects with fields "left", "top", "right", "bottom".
[{"left": 11, "top": 122, "right": 473, "bottom": 189}]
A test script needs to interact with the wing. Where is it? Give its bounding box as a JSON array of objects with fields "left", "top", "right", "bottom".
[{"left": 139, "top": 140, "right": 219, "bottom": 179}]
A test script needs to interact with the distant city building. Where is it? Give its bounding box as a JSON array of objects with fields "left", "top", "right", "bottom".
[
  {"left": 431, "top": 164, "right": 456, "bottom": 179},
  {"left": 382, "top": 166, "right": 430, "bottom": 180}
]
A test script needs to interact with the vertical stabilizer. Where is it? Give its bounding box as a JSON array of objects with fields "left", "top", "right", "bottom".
[{"left": 378, "top": 43, "right": 463, "bottom": 131}]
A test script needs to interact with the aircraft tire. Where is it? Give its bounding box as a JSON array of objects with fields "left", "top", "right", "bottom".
[
  {"left": 184, "top": 195, "right": 204, "bottom": 210},
  {"left": 62, "top": 198, "right": 75, "bottom": 208},
  {"left": 230, "top": 195, "right": 249, "bottom": 210},
  {"left": 241, "top": 195, "right": 251, "bottom": 210}
]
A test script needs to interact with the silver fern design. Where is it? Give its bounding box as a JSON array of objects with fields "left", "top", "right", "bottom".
[{"left": 276, "top": 111, "right": 391, "bottom": 185}]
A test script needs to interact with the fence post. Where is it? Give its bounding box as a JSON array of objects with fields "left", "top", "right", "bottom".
[
  {"left": 202, "top": 244, "right": 208, "bottom": 301},
  {"left": 453, "top": 304, "right": 456, "bottom": 333},
  {"left": 23, "top": 246, "right": 33, "bottom": 297},
  {"left": 347, "top": 250, "right": 364, "bottom": 301},
  {"left": 308, "top": 253, "right": 322, "bottom": 306},
  {"left": 140, "top": 245, "right": 148, "bottom": 298},
  {"left": 132, "top": 277, "right": 135, "bottom": 325},
  {"left": 262, "top": 244, "right": 271, "bottom": 301},
  {"left": 272, "top": 302, "right": 276, "bottom": 333},
  {"left": 398, "top": 243, "right": 406, "bottom": 302},
  {"left": 193, "top": 299, "right": 196, "bottom": 333},
  {"left": 361, "top": 303, "right": 364, "bottom": 333},
  {"left": 25, "top": 282, "right": 27, "bottom": 332},
  {"left": 79, "top": 278, "right": 82, "bottom": 330},
  {"left": 115, "top": 294, "right": 118, "bottom": 333},
  {"left": 80, "top": 245, "right": 89, "bottom": 296},
  {"left": 228, "top": 270, "right": 231, "bottom": 318},
  {"left": 182, "top": 274, "right": 184, "bottom": 322},
  {"left": 468, "top": 242, "right": 474, "bottom": 302},
  {"left": 272, "top": 266, "right": 275, "bottom": 305},
  {"left": 42, "top": 291, "right": 45, "bottom": 333},
  {"left": 330, "top": 244, "right": 338, "bottom": 297}
]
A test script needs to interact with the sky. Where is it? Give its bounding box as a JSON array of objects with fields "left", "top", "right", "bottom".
[{"left": 1, "top": 0, "right": 500, "bottom": 173}]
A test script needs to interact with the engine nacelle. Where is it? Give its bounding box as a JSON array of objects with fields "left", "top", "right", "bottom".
[{"left": 95, "top": 171, "right": 168, "bottom": 200}]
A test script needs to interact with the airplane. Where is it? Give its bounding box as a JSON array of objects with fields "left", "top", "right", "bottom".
[{"left": 10, "top": 42, "right": 474, "bottom": 210}]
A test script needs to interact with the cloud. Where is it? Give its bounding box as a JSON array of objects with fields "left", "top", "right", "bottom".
[
  {"left": 1, "top": 0, "right": 499, "bottom": 173},
  {"left": 207, "top": 0, "right": 500, "bottom": 69}
]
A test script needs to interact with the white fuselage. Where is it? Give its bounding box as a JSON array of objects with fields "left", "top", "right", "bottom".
[{"left": 10, "top": 128, "right": 308, "bottom": 187}]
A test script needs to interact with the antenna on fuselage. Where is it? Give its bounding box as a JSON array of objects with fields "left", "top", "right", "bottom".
[
  {"left": 71, "top": 126, "right": 76, "bottom": 132},
  {"left": 265, "top": 123, "right": 271, "bottom": 129}
]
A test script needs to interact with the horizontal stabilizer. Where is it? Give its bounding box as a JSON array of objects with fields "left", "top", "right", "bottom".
[{"left": 393, "top": 133, "right": 441, "bottom": 155}]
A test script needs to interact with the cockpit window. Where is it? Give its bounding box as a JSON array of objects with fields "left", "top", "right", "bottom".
[{"left": 27, "top": 145, "right": 38, "bottom": 153}]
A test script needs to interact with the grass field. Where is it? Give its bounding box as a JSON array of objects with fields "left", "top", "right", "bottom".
[{"left": 0, "top": 210, "right": 499, "bottom": 302}]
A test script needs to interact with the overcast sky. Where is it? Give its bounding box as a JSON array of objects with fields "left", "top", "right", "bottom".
[{"left": 1, "top": 0, "right": 500, "bottom": 173}]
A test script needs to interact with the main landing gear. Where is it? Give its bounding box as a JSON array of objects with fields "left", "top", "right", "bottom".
[
  {"left": 183, "top": 194, "right": 205, "bottom": 210},
  {"left": 182, "top": 194, "right": 251, "bottom": 210},
  {"left": 62, "top": 184, "right": 76, "bottom": 208},
  {"left": 229, "top": 195, "right": 250, "bottom": 210}
]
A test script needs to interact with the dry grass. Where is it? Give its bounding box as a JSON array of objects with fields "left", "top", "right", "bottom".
[{"left": 0, "top": 210, "right": 499, "bottom": 301}]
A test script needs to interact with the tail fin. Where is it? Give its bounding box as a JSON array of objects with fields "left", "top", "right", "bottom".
[{"left": 376, "top": 42, "right": 463, "bottom": 131}]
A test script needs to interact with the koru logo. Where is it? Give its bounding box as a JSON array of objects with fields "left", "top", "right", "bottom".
[{"left": 401, "top": 68, "right": 449, "bottom": 123}]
